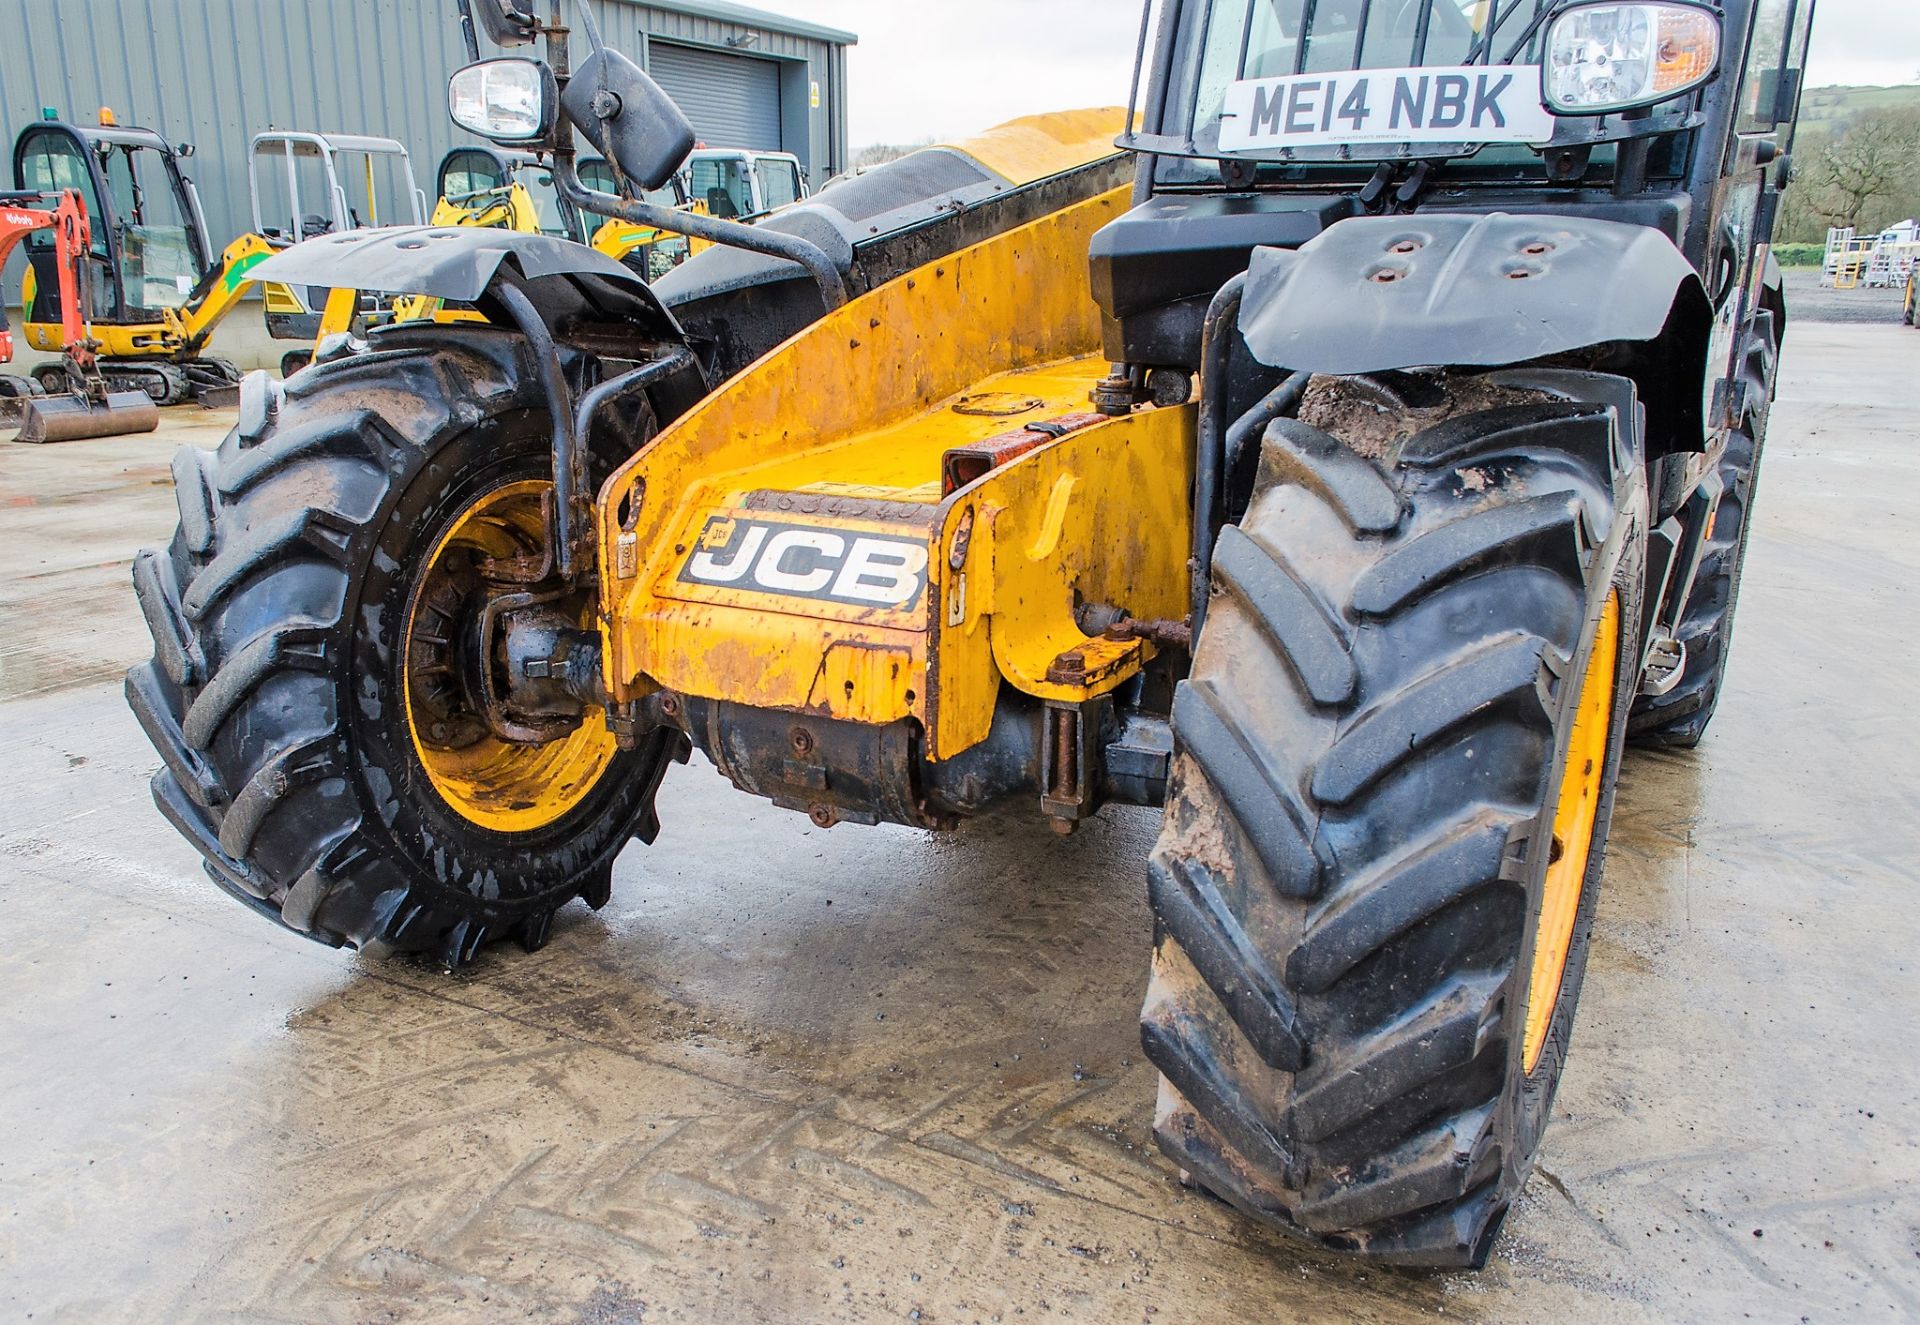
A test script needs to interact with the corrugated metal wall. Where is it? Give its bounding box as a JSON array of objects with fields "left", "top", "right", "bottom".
[{"left": 0, "top": 0, "right": 851, "bottom": 292}]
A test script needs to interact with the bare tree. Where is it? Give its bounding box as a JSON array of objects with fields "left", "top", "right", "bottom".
[{"left": 1801, "top": 106, "right": 1920, "bottom": 231}]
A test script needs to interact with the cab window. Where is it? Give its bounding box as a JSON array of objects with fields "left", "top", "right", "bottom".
[
  {"left": 17, "top": 131, "right": 99, "bottom": 250},
  {"left": 754, "top": 159, "right": 802, "bottom": 211},
  {"left": 98, "top": 143, "right": 201, "bottom": 312},
  {"left": 441, "top": 149, "right": 507, "bottom": 202},
  {"left": 689, "top": 158, "right": 751, "bottom": 219},
  {"left": 1734, "top": 0, "right": 1809, "bottom": 135}
]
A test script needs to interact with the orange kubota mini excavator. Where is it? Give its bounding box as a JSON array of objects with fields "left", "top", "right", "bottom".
[{"left": 0, "top": 188, "right": 157, "bottom": 442}]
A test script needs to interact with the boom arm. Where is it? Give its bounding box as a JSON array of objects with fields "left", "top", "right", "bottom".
[
  {"left": 0, "top": 189, "right": 98, "bottom": 369},
  {"left": 175, "top": 232, "right": 279, "bottom": 345}
]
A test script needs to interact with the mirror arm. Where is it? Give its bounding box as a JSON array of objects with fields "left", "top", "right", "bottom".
[
  {"left": 455, "top": 0, "right": 482, "bottom": 62},
  {"left": 551, "top": 157, "right": 847, "bottom": 311}
]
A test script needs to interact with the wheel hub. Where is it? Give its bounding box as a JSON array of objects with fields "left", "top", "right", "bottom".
[{"left": 402, "top": 479, "right": 617, "bottom": 832}]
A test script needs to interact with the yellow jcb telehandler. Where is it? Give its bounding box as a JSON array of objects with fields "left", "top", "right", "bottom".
[{"left": 129, "top": 0, "right": 1809, "bottom": 1269}]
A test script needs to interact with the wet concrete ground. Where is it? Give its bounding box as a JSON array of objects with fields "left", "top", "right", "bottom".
[{"left": 2, "top": 323, "right": 1917, "bottom": 1323}]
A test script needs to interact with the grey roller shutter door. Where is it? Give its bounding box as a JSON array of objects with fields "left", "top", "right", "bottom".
[{"left": 647, "top": 42, "right": 783, "bottom": 152}]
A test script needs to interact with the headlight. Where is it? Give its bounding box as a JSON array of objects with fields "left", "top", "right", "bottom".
[
  {"left": 1544, "top": 2, "right": 1721, "bottom": 115},
  {"left": 448, "top": 58, "right": 556, "bottom": 143}
]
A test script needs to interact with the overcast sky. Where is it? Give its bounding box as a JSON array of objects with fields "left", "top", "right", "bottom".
[{"left": 774, "top": 0, "right": 1920, "bottom": 147}]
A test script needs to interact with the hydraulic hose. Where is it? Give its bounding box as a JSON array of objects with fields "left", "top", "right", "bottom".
[{"left": 1191, "top": 272, "right": 1246, "bottom": 640}]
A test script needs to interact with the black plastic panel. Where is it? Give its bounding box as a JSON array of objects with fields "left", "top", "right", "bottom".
[{"left": 1089, "top": 192, "right": 1360, "bottom": 369}]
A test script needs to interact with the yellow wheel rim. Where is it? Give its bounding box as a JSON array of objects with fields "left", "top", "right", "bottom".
[
  {"left": 403, "top": 479, "right": 617, "bottom": 833},
  {"left": 1522, "top": 590, "right": 1620, "bottom": 1075}
]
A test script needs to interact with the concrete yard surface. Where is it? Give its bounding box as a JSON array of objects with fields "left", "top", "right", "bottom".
[{"left": 1, "top": 322, "right": 1917, "bottom": 1323}]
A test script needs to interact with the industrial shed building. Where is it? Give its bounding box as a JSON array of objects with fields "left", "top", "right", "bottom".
[{"left": 0, "top": 0, "right": 854, "bottom": 267}]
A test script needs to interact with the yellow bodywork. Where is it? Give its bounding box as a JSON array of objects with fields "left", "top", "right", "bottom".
[
  {"left": 597, "top": 183, "right": 1193, "bottom": 762},
  {"left": 947, "top": 107, "right": 1130, "bottom": 183},
  {"left": 22, "top": 232, "right": 276, "bottom": 357}
]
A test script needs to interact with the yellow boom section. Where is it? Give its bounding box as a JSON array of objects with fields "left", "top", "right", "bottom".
[
  {"left": 950, "top": 107, "right": 1130, "bottom": 183},
  {"left": 598, "top": 183, "right": 1195, "bottom": 760},
  {"left": 22, "top": 231, "right": 274, "bottom": 357},
  {"left": 177, "top": 233, "right": 276, "bottom": 343}
]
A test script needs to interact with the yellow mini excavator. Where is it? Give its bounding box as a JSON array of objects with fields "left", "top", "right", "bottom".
[{"left": 13, "top": 112, "right": 272, "bottom": 404}]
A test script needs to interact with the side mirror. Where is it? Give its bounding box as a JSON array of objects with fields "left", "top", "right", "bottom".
[
  {"left": 449, "top": 58, "right": 558, "bottom": 144},
  {"left": 559, "top": 48, "right": 695, "bottom": 194},
  {"left": 470, "top": 0, "right": 537, "bottom": 47}
]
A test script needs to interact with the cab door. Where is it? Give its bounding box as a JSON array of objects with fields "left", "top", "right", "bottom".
[
  {"left": 1709, "top": 0, "right": 1815, "bottom": 403},
  {"left": 14, "top": 125, "right": 117, "bottom": 325}
]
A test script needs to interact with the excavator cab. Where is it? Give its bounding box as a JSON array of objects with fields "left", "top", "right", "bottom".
[
  {"left": 436, "top": 145, "right": 585, "bottom": 241},
  {"left": 14, "top": 118, "right": 210, "bottom": 344},
  {"left": 250, "top": 130, "right": 429, "bottom": 367},
  {"left": 13, "top": 113, "right": 271, "bottom": 404}
]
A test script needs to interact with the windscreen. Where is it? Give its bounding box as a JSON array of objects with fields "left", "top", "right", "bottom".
[
  {"left": 1161, "top": 0, "right": 1573, "bottom": 167},
  {"left": 334, "top": 150, "right": 420, "bottom": 228},
  {"left": 689, "top": 158, "right": 753, "bottom": 220},
  {"left": 98, "top": 143, "right": 202, "bottom": 312},
  {"left": 15, "top": 130, "right": 115, "bottom": 319},
  {"left": 441, "top": 148, "right": 510, "bottom": 202}
]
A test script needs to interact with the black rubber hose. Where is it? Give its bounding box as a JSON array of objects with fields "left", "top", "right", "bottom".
[
  {"left": 1191, "top": 272, "right": 1246, "bottom": 639},
  {"left": 1223, "top": 370, "right": 1311, "bottom": 521},
  {"left": 492, "top": 279, "right": 583, "bottom": 582}
]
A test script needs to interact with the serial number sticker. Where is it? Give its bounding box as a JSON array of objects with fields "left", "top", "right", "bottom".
[
  {"left": 678, "top": 516, "right": 931, "bottom": 610},
  {"left": 1219, "top": 65, "right": 1555, "bottom": 151}
]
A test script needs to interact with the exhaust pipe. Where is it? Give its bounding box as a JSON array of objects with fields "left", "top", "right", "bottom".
[{"left": 10, "top": 390, "right": 160, "bottom": 443}]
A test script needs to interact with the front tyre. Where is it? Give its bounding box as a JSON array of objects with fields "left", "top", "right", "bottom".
[
  {"left": 127, "top": 329, "right": 680, "bottom": 966},
  {"left": 1141, "top": 369, "right": 1647, "bottom": 1267}
]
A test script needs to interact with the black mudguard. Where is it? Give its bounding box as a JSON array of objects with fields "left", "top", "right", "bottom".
[
  {"left": 248, "top": 227, "right": 686, "bottom": 346},
  {"left": 1238, "top": 212, "right": 1713, "bottom": 451}
]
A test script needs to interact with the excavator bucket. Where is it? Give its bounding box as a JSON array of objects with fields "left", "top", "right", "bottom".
[{"left": 10, "top": 390, "right": 159, "bottom": 443}]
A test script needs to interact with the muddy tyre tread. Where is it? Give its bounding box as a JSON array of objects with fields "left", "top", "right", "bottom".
[
  {"left": 1143, "top": 370, "right": 1642, "bottom": 1267},
  {"left": 129, "top": 329, "right": 678, "bottom": 966}
]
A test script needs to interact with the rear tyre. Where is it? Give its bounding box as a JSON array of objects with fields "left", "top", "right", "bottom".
[
  {"left": 1629, "top": 311, "right": 1776, "bottom": 746},
  {"left": 127, "top": 328, "right": 681, "bottom": 966},
  {"left": 1141, "top": 368, "right": 1646, "bottom": 1267}
]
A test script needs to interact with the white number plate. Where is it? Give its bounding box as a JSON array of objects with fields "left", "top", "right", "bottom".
[{"left": 1219, "top": 65, "right": 1555, "bottom": 151}]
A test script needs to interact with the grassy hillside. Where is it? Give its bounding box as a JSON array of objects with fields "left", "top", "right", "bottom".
[{"left": 1797, "top": 84, "right": 1920, "bottom": 135}]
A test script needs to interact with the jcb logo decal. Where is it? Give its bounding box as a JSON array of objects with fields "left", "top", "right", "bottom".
[{"left": 679, "top": 517, "right": 929, "bottom": 610}]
